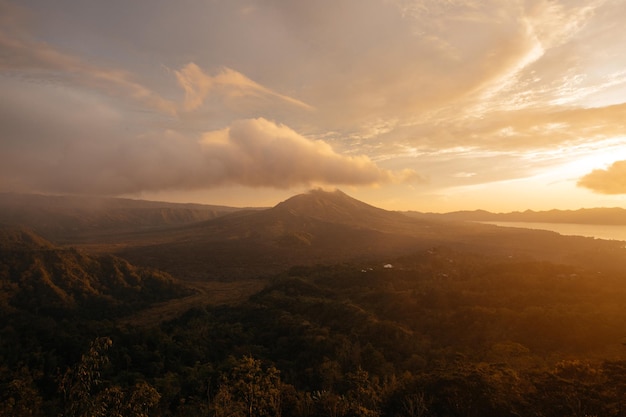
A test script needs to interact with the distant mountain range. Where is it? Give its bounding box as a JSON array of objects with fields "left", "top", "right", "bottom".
[
  {"left": 406, "top": 207, "right": 626, "bottom": 225},
  {"left": 109, "top": 190, "right": 626, "bottom": 280},
  {"left": 2, "top": 190, "right": 625, "bottom": 281},
  {"left": 4, "top": 192, "right": 624, "bottom": 239}
]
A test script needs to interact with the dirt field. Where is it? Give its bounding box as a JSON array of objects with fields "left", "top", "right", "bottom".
[{"left": 118, "top": 278, "right": 268, "bottom": 327}]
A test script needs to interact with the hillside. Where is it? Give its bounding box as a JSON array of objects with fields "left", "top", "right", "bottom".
[{"left": 0, "top": 227, "right": 191, "bottom": 318}]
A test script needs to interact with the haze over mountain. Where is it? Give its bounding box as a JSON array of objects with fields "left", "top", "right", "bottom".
[{"left": 0, "top": 192, "right": 247, "bottom": 242}]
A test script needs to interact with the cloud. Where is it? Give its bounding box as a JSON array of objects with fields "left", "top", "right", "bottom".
[
  {"left": 201, "top": 118, "right": 416, "bottom": 187},
  {"left": 0, "top": 93, "right": 418, "bottom": 194},
  {"left": 578, "top": 160, "right": 626, "bottom": 194},
  {"left": 175, "top": 63, "right": 314, "bottom": 112},
  {"left": 2, "top": 0, "right": 617, "bottom": 145},
  {"left": 255, "top": 0, "right": 607, "bottom": 139},
  {"left": 388, "top": 101, "right": 626, "bottom": 154},
  {"left": 0, "top": 11, "right": 177, "bottom": 115},
  {"left": 0, "top": 24, "right": 310, "bottom": 120},
  {"left": 2, "top": 0, "right": 625, "bottom": 206}
]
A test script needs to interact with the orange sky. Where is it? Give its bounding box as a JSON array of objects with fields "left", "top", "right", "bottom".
[{"left": 1, "top": 0, "right": 626, "bottom": 211}]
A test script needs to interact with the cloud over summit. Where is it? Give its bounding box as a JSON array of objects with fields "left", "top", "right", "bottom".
[
  {"left": 2, "top": 0, "right": 626, "bottom": 210},
  {"left": 0, "top": 113, "right": 413, "bottom": 195}
]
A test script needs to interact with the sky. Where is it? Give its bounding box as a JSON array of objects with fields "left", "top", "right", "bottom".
[{"left": 1, "top": 0, "right": 626, "bottom": 212}]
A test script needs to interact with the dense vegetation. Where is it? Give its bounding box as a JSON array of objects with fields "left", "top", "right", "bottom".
[
  {"left": 3, "top": 236, "right": 626, "bottom": 416},
  {"left": 0, "top": 229, "right": 190, "bottom": 320}
]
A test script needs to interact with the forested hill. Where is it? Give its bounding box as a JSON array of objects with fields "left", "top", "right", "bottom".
[
  {"left": 5, "top": 245, "right": 626, "bottom": 416},
  {"left": 0, "top": 227, "right": 190, "bottom": 319},
  {"left": 407, "top": 206, "right": 626, "bottom": 224}
]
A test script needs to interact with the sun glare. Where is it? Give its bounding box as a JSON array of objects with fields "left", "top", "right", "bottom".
[{"left": 549, "top": 136, "right": 626, "bottom": 180}]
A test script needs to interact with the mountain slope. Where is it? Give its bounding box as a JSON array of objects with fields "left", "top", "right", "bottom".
[
  {"left": 272, "top": 189, "right": 412, "bottom": 229},
  {"left": 117, "top": 190, "right": 446, "bottom": 279}
]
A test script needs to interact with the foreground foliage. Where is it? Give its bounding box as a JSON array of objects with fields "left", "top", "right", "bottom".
[{"left": 3, "top": 243, "right": 626, "bottom": 416}]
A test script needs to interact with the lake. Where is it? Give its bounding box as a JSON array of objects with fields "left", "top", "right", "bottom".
[{"left": 480, "top": 221, "right": 626, "bottom": 242}]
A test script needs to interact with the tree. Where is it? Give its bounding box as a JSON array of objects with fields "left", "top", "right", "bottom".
[
  {"left": 59, "top": 337, "right": 160, "bottom": 417},
  {"left": 311, "top": 390, "right": 349, "bottom": 417},
  {"left": 60, "top": 337, "right": 113, "bottom": 417},
  {"left": 0, "top": 366, "right": 44, "bottom": 417},
  {"left": 399, "top": 392, "right": 430, "bottom": 417},
  {"left": 211, "top": 356, "right": 283, "bottom": 417},
  {"left": 345, "top": 367, "right": 381, "bottom": 417}
]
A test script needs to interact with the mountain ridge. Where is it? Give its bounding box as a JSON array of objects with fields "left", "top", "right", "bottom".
[
  {"left": 406, "top": 207, "right": 626, "bottom": 225},
  {"left": 0, "top": 192, "right": 253, "bottom": 242}
]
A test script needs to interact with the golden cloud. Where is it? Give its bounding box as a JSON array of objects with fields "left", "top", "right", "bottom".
[
  {"left": 578, "top": 160, "right": 626, "bottom": 194},
  {"left": 175, "top": 63, "right": 314, "bottom": 112},
  {"left": 0, "top": 110, "right": 420, "bottom": 194}
]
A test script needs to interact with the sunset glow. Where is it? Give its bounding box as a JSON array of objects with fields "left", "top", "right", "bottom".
[{"left": 2, "top": 0, "right": 626, "bottom": 211}]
